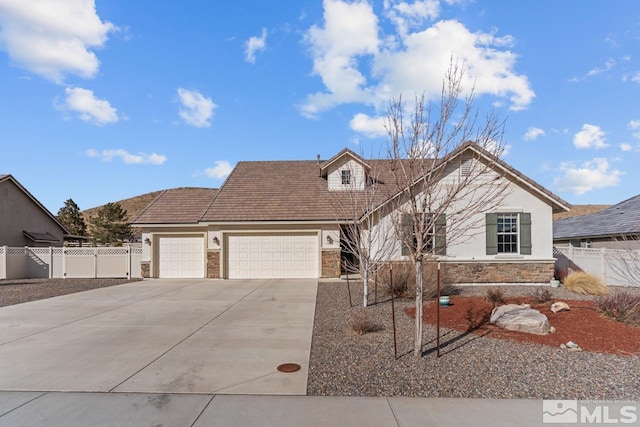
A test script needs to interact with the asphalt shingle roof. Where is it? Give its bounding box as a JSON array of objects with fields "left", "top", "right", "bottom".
[
  {"left": 132, "top": 188, "right": 218, "bottom": 224},
  {"left": 553, "top": 194, "right": 640, "bottom": 239}
]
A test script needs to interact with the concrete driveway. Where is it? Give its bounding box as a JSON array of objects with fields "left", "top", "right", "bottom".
[{"left": 0, "top": 279, "right": 317, "bottom": 395}]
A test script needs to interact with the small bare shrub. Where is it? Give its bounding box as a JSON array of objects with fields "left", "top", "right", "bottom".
[
  {"left": 563, "top": 271, "right": 609, "bottom": 295},
  {"left": 595, "top": 291, "right": 640, "bottom": 326},
  {"left": 532, "top": 287, "right": 552, "bottom": 304},
  {"left": 349, "top": 310, "right": 381, "bottom": 335},
  {"left": 464, "top": 306, "right": 492, "bottom": 331},
  {"left": 383, "top": 262, "right": 459, "bottom": 299},
  {"left": 485, "top": 287, "right": 505, "bottom": 305}
]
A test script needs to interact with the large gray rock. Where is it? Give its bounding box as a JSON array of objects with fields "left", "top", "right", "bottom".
[{"left": 490, "top": 304, "right": 550, "bottom": 335}]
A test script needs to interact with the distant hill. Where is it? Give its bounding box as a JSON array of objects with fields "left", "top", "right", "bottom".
[
  {"left": 553, "top": 204, "right": 610, "bottom": 221},
  {"left": 81, "top": 190, "right": 165, "bottom": 224}
]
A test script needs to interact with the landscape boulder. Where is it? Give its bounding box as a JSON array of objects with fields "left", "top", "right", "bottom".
[
  {"left": 490, "top": 304, "right": 550, "bottom": 335},
  {"left": 550, "top": 302, "right": 570, "bottom": 313}
]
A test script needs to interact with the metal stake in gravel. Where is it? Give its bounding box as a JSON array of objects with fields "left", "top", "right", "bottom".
[
  {"left": 390, "top": 265, "right": 398, "bottom": 360},
  {"left": 436, "top": 262, "right": 441, "bottom": 358}
]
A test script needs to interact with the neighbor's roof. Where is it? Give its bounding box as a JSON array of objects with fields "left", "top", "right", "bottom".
[
  {"left": 23, "top": 231, "right": 60, "bottom": 243},
  {"left": 131, "top": 187, "right": 218, "bottom": 224},
  {"left": 200, "top": 143, "right": 570, "bottom": 222},
  {"left": 554, "top": 194, "right": 640, "bottom": 240}
]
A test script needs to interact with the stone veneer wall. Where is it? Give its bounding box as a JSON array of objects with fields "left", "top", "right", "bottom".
[
  {"left": 321, "top": 250, "right": 341, "bottom": 278},
  {"left": 141, "top": 261, "right": 150, "bottom": 278},
  {"left": 442, "top": 261, "right": 554, "bottom": 284},
  {"left": 207, "top": 251, "right": 220, "bottom": 278}
]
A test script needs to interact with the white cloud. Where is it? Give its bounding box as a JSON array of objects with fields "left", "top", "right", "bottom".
[
  {"left": 177, "top": 88, "right": 217, "bottom": 128},
  {"left": 570, "top": 58, "right": 616, "bottom": 82},
  {"left": 631, "top": 72, "right": 640, "bottom": 83},
  {"left": 0, "top": 0, "right": 116, "bottom": 83},
  {"left": 629, "top": 120, "right": 640, "bottom": 140},
  {"left": 620, "top": 143, "right": 633, "bottom": 152},
  {"left": 300, "top": 1, "right": 534, "bottom": 118},
  {"left": 383, "top": 0, "right": 440, "bottom": 37},
  {"left": 86, "top": 149, "right": 166, "bottom": 165},
  {"left": 524, "top": 127, "right": 545, "bottom": 141},
  {"left": 573, "top": 124, "right": 608, "bottom": 149},
  {"left": 59, "top": 87, "right": 118, "bottom": 125},
  {"left": 204, "top": 160, "right": 234, "bottom": 179},
  {"left": 553, "top": 158, "right": 622, "bottom": 195},
  {"left": 349, "top": 113, "right": 387, "bottom": 138},
  {"left": 245, "top": 28, "right": 267, "bottom": 64}
]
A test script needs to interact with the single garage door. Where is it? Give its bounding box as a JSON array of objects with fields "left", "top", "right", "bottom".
[
  {"left": 227, "top": 233, "right": 318, "bottom": 279},
  {"left": 158, "top": 236, "right": 205, "bottom": 278}
]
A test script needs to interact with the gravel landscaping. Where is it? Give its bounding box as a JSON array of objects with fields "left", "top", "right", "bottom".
[
  {"left": 0, "top": 278, "right": 140, "bottom": 307},
  {"left": 307, "top": 280, "right": 640, "bottom": 399}
]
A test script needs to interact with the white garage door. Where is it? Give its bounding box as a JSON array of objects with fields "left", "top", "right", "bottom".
[
  {"left": 227, "top": 233, "right": 318, "bottom": 279},
  {"left": 158, "top": 236, "right": 205, "bottom": 278}
]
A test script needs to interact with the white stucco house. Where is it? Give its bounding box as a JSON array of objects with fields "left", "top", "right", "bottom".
[{"left": 132, "top": 143, "right": 570, "bottom": 282}]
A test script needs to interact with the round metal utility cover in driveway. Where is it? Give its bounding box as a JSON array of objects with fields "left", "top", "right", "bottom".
[
  {"left": 227, "top": 233, "right": 318, "bottom": 279},
  {"left": 158, "top": 236, "right": 205, "bottom": 278}
]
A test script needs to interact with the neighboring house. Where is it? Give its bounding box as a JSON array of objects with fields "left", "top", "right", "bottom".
[
  {"left": 132, "top": 144, "right": 570, "bottom": 282},
  {"left": 0, "top": 174, "right": 69, "bottom": 247},
  {"left": 554, "top": 194, "right": 640, "bottom": 249}
]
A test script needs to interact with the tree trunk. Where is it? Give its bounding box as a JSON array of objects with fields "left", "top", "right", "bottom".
[
  {"left": 362, "top": 261, "right": 369, "bottom": 307},
  {"left": 414, "top": 259, "right": 423, "bottom": 357}
]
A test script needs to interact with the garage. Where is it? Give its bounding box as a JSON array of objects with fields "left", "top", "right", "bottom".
[
  {"left": 158, "top": 236, "right": 205, "bottom": 278},
  {"left": 226, "top": 233, "right": 318, "bottom": 279}
]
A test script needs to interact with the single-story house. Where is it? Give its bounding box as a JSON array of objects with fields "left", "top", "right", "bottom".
[
  {"left": 132, "top": 143, "right": 570, "bottom": 282},
  {"left": 0, "top": 174, "right": 69, "bottom": 247},
  {"left": 554, "top": 194, "right": 640, "bottom": 249}
]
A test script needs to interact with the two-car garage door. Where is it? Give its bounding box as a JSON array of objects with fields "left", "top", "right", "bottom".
[{"left": 227, "top": 233, "right": 318, "bottom": 279}]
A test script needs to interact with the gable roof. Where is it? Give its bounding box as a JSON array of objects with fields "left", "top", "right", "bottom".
[
  {"left": 554, "top": 194, "right": 640, "bottom": 240},
  {"left": 0, "top": 174, "right": 69, "bottom": 234},
  {"left": 453, "top": 142, "right": 571, "bottom": 213},
  {"left": 319, "top": 148, "right": 370, "bottom": 177},
  {"left": 199, "top": 143, "right": 569, "bottom": 223},
  {"left": 131, "top": 187, "right": 219, "bottom": 225}
]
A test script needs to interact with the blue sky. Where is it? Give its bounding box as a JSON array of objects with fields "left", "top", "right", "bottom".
[{"left": 1, "top": 1, "right": 639, "bottom": 214}]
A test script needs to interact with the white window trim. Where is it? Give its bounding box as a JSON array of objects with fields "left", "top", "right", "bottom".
[{"left": 497, "top": 212, "right": 520, "bottom": 255}]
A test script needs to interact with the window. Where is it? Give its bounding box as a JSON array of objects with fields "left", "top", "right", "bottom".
[
  {"left": 497, "top": 213, "right": 518, "bottom": 253},
  {"left": 341, "top": 169, "right": 351, "bottom": 185},
  {"left": 401, "top": 214, "right": 446, "bottom": 256},
  {"left": 486, "top": 212, "right": 531, "bottom": 255}
]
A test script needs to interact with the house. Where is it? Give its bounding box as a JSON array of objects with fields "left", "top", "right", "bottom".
[
  {"left": 132, "top": 143, "right": 570, "bottom": 282},
  {"left": 554, "top": 194, "right": 640, "bottom": 249},
  {"left": 0, "top": 174, "right": 69, "bottom": 247}
]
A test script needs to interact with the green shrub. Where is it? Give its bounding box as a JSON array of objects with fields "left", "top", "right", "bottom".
[{"left": 563, "top": 271, "right": 609, "bottom": 295}]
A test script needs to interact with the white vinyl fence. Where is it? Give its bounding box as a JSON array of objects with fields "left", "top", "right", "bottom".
[
  {"left": 0, "top": 246, "right": 142, "bottom": 280},
  {"left": 553, "top": 246, "right": 640, "bottom": 287}
]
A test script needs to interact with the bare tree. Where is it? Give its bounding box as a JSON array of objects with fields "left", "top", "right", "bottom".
[
  {"left": 331, "top": 152, "right": 397, "bottom": 307},
  {"left": 604, "top": 235, "right": 640, "bottom": 287},
  {"left": 384, "top": 61, "right": 511, "bottom": 356}
]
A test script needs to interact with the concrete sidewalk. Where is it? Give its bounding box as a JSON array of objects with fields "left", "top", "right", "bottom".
[{"left": 0, "top": 392, "right": 547, "bottom": 427}]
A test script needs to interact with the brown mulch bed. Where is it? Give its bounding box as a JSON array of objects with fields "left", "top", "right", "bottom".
[
  {"left": 0, "top": 278, "right": 141, "bottom": 307},
  {"left": 408, "top": 296, "right": 640, "bottom": 356}
]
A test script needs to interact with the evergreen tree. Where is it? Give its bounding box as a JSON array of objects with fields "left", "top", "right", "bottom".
[
  {"left": 56, "top": 199, "right": 87, "bottom": 236},
  {"left": 88, "top": 202, "right": 132, "bottom": 245}
]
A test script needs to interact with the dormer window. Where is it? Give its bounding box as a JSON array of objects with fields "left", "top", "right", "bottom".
[{"left": 341, "top": 170, "right": 351, "bottom": 185}]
